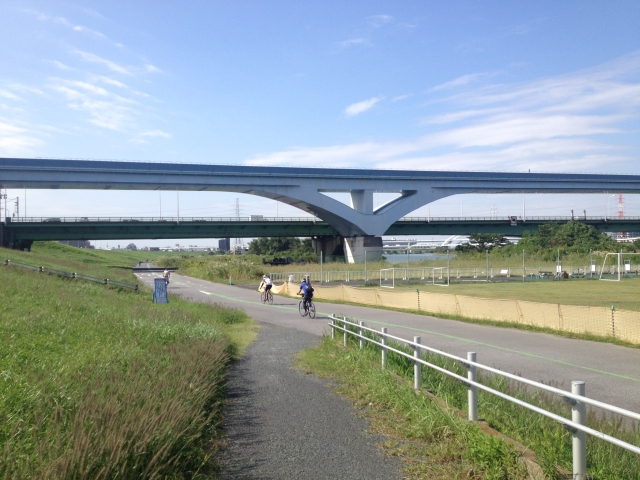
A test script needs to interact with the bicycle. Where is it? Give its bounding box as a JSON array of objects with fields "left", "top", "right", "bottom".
[
  {"left": 262, "top": 289, "right": 273, "bottom": 305},
  {"left": 298, "top": 295, "right": 315, "bottom": 319}
]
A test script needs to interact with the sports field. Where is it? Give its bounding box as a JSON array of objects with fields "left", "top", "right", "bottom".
[{"left": 393, "top": 277, "right": 640, "bottom": 311}]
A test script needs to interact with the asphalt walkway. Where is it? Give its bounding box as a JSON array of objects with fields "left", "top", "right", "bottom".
[{"left": 216, "top": 323, "right": 401, "bottom": 480}]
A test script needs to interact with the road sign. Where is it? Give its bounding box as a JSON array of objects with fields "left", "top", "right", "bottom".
[
  {"left": 510, "top": 216, "right": 518, "bottom": 226},
  {"left": 154, "top": 277, "right": 168, "bottom": 303}
]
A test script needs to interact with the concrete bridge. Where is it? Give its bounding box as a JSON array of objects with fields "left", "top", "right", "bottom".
[{"left": 2, "top": 158, "right": 640, "bottom": 261}]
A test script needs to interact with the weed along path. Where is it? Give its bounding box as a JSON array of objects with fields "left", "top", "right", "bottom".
[{"left": 136, "top": 272, "right": 640, "bottom": 417}]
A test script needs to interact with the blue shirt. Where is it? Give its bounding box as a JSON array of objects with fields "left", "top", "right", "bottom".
[{"left": 300, "top": 282, "right": 310, "bottom": 295}]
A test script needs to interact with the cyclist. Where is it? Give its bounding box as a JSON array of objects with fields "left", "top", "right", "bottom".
[
  {"left": 163, "top": 269, "right": 170, "bottom": 284},
  {"left": 297, "top": 277, "right": 314, "bottom": 316},
  {"left": 259, "top": 274, "right": 272, "bottom": 301}
]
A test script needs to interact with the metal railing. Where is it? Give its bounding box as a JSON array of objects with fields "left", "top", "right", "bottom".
[
  {"left": 7, "top": 215, "right": 640, "bottom": 223},
  {"left": 3, "top": 259, "right": 138, "bottom": 290},
  {"left": 329, "top": 315, "right": 640, "bottom": 480},
  {"left": 6, "top": 216, "right": 322, "bottom": 223}
]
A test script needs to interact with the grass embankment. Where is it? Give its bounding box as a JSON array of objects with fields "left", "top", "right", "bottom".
[
  {"left": 0, "top": 244, "right": 257, "bottom": 478},
  {"left": 155, "top": 253, "right": 268, "bottom": 284},
  {"left": 298, "top": 331, "right": 640, "bottom": 480}
]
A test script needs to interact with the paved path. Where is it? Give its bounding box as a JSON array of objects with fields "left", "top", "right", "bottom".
[
  {"left": 216, "top": 323, "right": 401, "bottom": 479},
  {"left": 136, "top": 272, "right": 640, "bottom": 415}
]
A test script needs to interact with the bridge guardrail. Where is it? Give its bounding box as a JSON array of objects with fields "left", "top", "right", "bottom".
[
  {"left": 3, "top": 259, "right": 138, "bottom": 290},
  {"left": 329, "top": 314, "right": 640, "bottom": 479},
  {"left": 5, "top": 216, "right": 324, "bottom": 223},
  {"left": 7, "top": 215, "right": 640, "bottom": 223}
]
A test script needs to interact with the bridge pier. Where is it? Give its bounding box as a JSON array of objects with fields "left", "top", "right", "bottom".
[
  {"left": 312, "top": 235, "right": 382, "bottom": 264},
  {"left": 344, "top": 236, "right": 383, "bottom": 264}
]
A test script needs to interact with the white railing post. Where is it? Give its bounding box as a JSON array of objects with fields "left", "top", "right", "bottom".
[
  {"left": 572, "top": 381, "right": 587, "bottom": 480},
  {"left": 343, "top": 316, "right": 348, "bottom": 347},
  {"left": 467, "top": 352, "right": 478, "bottom": 421},
  {"left": 381, "top": 327, "right": 387, "bottom": 369},
  {"left": 413, "top": 336, "right": 421, "bottom": 390},
  {"left": 359, "top": 321, "right": 365, "bottom": 349},
  {"left": 331, "top": 317, "right": 335, "bottom": 340}
]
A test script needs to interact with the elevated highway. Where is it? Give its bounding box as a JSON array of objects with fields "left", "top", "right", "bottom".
[
  {"left": 2, "top": 158, "right": 640, "bottom": 260},
  {"left": 3, "top": 216, "right": 639, "bottom": 250}
]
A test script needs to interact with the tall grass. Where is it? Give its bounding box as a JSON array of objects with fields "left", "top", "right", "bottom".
[{"left": 0, "top": 254, "right": 252, "bottom": 478}]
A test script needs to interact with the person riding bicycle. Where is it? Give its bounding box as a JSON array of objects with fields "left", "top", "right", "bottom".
[
  {"left": 297, "top": 278, "right": 314, "bottom": 316},
  {"left": 259, "top": 274, "right": 272, "bottom": 301},
  {"left": 163, "top": 269, "right": 170, "bottom": 284}
]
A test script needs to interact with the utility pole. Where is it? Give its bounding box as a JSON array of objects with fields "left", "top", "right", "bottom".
[{"left": 234, "top": 198, "right": 242, "bottom": 252}]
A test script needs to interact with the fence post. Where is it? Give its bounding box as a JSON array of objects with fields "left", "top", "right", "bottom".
[
  {"left": 381, "top": 327, "right": 387, "bottom": 369},
  {"left": 343, "top": 316, "right": 347, "bottom": 347},
  {"left": 611, "top": 306, "right": 616, "bottom": 337},
  {"left": 572, "top": 381, "right": 587, "bottom": 480},
  {"left": 467, "top": 352, "right": 478, "bottom": 421},
  {"left": 359, "top": 321, "right": 365, "bottom": 349},
  {"left": 331, "top": 318, "right": 335, "bottom": 340},
  {"left": 413, "top": 336, "right": 421, "bottom": 390}
]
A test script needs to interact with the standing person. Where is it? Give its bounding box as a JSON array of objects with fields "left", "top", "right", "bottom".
[
  {"left": 259, "top": 274, "right": 272, "bottom": 301},
  {"left": 163, "top": 269, "right": 170, "bottom": 284},
  {"left": 297, "top": 277, "right": 314, "bottom": 316}
]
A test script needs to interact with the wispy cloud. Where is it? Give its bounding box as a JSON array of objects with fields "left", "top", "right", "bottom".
[
  {"left": 248, "top": 51, "right": 640, "bottom": 173},
  {"left": 73, "top": 50, "right": 162, "bottom": 76},
  {"left": 129, "top": 129, "right": 173, "bottom": 144},
  {"left": 338, "top": 38, "right": 368, "bottom": 48},
  {"left": 367, "top": 15, "right": 393, "bottom": 28},
  {"left": 431, "top": 73, "right": 490, "bottom": 91},
  {"left": 344, "top": 97, "right": 381, "bottom": 117},
  {"left": 0, "top": 89, "right": 21, "bottom": 101},
  {"left": 0, "top": 120, "right": 43, "bottom": 154},
  {"left": 49, "top": 76, "right": 141, "bottom": 131}
]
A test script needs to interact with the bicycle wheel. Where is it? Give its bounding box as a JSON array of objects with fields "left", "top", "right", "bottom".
[
  {"left": 261, "top": 292, "right": 266, "bottom": 304},
  {"left": 308, "top": 302, "right": 316, "bottom": 319},
  {"left": 299, "top": 300, "right": 306, "bottom": 316},
  {"left": 267, "top": 291, "right": 273, "bottom": 305}
]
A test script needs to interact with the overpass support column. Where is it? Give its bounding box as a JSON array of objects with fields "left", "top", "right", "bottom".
[
  {"left": 312, "top": 236, "right": 344, "bottom": 262},
  {"left": 344, "top": 236, "right": 382, "bottom": 264},
  {"left": 350, "top": 190, "right": 374, "bottom": 214}
]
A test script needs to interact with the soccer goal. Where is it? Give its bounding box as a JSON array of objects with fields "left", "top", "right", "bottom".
[
  {"left": 599, "top": 253, "right": 640, "bottom": 281},
  {"left": 428, "top": 267, "right": 450, "bottom": 287},
  {"left": 380, "top": 268, "right": 395, "bottom": 288}
]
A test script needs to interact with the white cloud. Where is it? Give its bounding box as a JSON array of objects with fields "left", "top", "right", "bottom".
[
  {"left": 0, "top": 89, "right": 21, "bottom": 101},
  {"left": 367, "top": 15, "right": 393, "bottom": 27},
  {"left": 344, "top": 97, "right": 381, "bottom": 117},
  {"left": 338, "top": 38, "right": 368, "bottom": 48},
  {"left": 72, "top": 50, "right": 162, "bottom": 77},
  {"left": 0, "top": 120, "right": 43, "bottom": 154},
  {"left": 140, "top": 130, "right": 172, "bottom": 138},
  {"left": 49, "top": 77, "right": 142, "bottom": 131},
  {"left": 431, "top": 73, "right": 491, "bottom": 91}
]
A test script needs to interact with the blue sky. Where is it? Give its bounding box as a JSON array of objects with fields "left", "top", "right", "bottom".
[{"left": 1, "top": 1, "right": 639, "bottom": 247}]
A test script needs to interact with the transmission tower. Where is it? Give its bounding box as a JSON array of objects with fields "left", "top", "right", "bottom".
[{"left": 618, "top": 194, "right": 624, "bottom": 218}]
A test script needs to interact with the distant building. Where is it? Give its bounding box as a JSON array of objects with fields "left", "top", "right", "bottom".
[{"left": 218, "top": 238, "right": 231, "bottom": 251}]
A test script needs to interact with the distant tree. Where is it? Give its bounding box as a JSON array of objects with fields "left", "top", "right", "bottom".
[
  {"left": 247, "top": 237, "right": 315, "bottom": 260},
  {"left": 126, "top": 243, "right": 138, "bottom": 251},
  {"left": 455, "top": 234, "right": 510, "bottom": 253}
]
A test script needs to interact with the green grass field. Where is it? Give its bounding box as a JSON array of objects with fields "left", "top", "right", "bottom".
[
  {"left": 0, "top": 242, "right": 257, "bottom": 478},
  {"left": 394, "top": 277, "right": 640, "bottom": 311}
]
